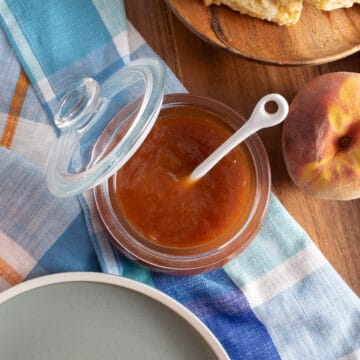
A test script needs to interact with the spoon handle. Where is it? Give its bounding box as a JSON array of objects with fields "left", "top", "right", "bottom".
[{"left": 189, "top": 94, "right": 289, "bottom": 181}]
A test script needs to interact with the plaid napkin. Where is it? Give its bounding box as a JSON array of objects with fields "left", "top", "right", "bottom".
[{"left": 0, "top": 1, "right": 359, "bottom": 359}]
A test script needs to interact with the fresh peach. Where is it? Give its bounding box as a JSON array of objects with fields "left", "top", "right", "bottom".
[{"left": 282, "top": 72, "right": 360, "bottom": 200}]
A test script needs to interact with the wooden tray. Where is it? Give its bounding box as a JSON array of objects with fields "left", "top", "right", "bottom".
[{"left": 165, "top": 0, "right": 360, "bottom": 66}]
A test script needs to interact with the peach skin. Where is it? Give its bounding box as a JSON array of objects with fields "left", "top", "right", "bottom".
[{"left": 282, "top": 72, "right": 360, "bottom": 200}]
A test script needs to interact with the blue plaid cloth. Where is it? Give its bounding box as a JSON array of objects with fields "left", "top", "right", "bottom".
[{"left": 0, "top": 1, "right": 359, "bottom": 359}]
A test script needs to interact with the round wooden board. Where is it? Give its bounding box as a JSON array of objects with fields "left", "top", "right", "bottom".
[{"left": 164, "top": 0, "right": 360, "bottom": 66}]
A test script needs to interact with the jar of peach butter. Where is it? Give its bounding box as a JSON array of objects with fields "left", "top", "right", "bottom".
[{"left": 46, "top": 59, "right": 270, "bottom": 275}]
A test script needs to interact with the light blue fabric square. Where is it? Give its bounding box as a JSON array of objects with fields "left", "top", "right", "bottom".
[
  {"left": 252, "top": 264, "right": 360, "bottom": 359},
  {"left": 225, "top": 194, "right": 312, "bottom": 287},
  {"left": 6, "top": 0, "right": 112, "bottom": 75}
]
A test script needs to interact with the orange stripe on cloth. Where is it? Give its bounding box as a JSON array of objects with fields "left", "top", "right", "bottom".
[
  {"left": 0, "top": 69, "right": 30, "bottom": 148},
  {"left": 0, "top": 256, "right": 23, "bottom": 286}
]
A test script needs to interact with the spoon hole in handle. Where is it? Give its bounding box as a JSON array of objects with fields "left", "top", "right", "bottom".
[{"left": 247, "top": 93, "right": 289, "bottom": 130}]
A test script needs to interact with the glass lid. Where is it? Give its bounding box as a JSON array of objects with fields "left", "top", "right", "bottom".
[{"left": 46, "top": 58, "right": 166, "bottom": 197}]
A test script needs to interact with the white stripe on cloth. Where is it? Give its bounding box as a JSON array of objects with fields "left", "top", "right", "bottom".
[
  {"left": 0, "top": 231, "right": 36, "bottom": 278},
  {"left": 10, "top": 116, "right": 56, "bottom": 170},
  {"left": 128, "top": 22, "right": 146, "bottom": 54},
  {"left": 0, "top": 112, "right": 7, "bottom": 137},
  {"left": 82, "top": 191, "right": 121, "bottom": 275},
  {"left": 239, "top": 243, "right": 327, "bottom": 308},
  {"left": 112, "top": 31, "right": 130, "bottom": 62},
  {"left": 339, "top": 350, "right": 360, "bottom": 360},
  {"left": 37, "top": 77, "right": 57, "bottom": 102},
  {"left": 0, "top": 276, "right": 11, "bottom": 292},
  {"left": 92, "top": 0, "right": 130, "bottom": 61},
  {"left": 0, "top": 0, "right": 56, "bottom": 100}
]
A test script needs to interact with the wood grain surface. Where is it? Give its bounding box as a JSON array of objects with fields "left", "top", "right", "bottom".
[
  {"left": 125, "top": 0, "right": 360, "bottom": 295},
  {"left": 165, "top": 0, "right": 360, "bottom": 65}
]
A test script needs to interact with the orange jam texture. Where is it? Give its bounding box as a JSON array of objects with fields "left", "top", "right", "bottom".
[{"left": 112, "top": 115, "right": 255, "bottom": 249}]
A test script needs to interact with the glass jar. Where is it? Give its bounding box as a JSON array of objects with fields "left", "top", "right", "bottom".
[{"left": 93, "top": 94, "right": 270, "bottom": 274}]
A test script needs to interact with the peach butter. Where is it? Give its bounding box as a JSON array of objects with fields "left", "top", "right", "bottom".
[{"left": 111, "top": 114, "right": 255, "bottom": 250}]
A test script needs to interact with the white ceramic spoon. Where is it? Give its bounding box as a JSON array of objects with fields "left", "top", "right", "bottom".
[{"left": 189, "top": 94, "right": 289, "bottom": 181}]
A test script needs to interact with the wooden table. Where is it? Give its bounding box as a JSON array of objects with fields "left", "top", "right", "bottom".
[{"left": 125, "top": 0, "right": 360, "bottom": 296}]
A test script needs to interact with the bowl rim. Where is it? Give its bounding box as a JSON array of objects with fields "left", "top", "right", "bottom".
[{"left": 0, "top": 272, "right": 229, "bottom": 359}]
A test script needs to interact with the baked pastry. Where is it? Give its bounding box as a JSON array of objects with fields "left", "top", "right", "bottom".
[
  {"left": 203, "top": 0, "right": 303, "bottom": 25},
  {"left": 305, "top": 0, "right": 360, "bottom": 10},
  {"left": 203, "top": 0, "right": 359, "bottom": 25}
]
